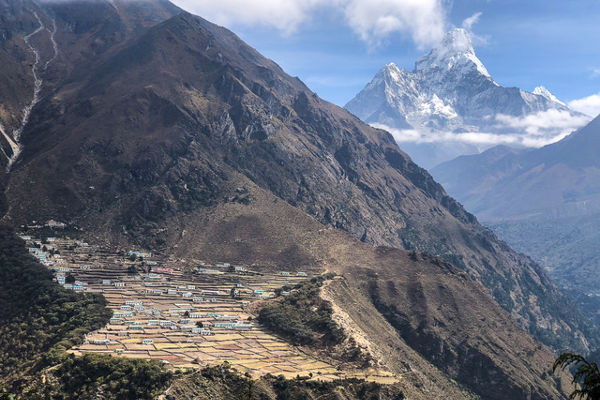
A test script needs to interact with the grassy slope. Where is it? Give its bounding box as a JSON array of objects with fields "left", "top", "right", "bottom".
[{"left": 258, "top": 276, "right": 345, "bottom": 347}]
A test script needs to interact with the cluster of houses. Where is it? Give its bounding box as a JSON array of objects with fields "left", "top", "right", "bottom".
[
  {"left": 20, "top": 233, "right": 323, "bottom": 370},
  {"left": 28, "top": 246, "right": 54, "bottom": 267},
  {"left": 19, "top": 232, "right": 396, "bottom": 381},
  {"left": 128, "top": 250, "right": 152, "bottom": 259},
  {"left": 85, "top": 296, "right": 257, "bottom": 348},
  {"left": 46, "top": 219, "right": 67, "bottom": 229},
  {"left": 281, "top": 271, "right": 308, "bottom": 277}
]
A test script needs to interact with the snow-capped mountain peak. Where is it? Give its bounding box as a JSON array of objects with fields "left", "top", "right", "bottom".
[
  {"left": 533, "top": 86, "right": 566, "bottom": 106},
  {"left": 382, "top": 62, "right": 401, "bottom": 80},
  {"left": 345, "top": 27, "right": 587, "bottom": 168},
  {"left": 414, "top": 28, "right": 491, "bottom": 79}
]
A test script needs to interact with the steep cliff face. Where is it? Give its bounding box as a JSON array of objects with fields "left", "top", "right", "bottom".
[
  {"left": 0, "top": 0, "right": 596, "bottom": 364},
  {"left": 0, "top": 0, "right": 48, "bottom": 169},
  {"left": 0, "top": 0, "right": 179, "bottom": 170}
]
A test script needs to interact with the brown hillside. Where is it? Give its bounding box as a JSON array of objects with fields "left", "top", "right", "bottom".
[
  {"left": 161, "top": 177, "right": 566, "bottom": 399},
  {"left": 0, "top": 4, "right": 594, "bottom": 355}
]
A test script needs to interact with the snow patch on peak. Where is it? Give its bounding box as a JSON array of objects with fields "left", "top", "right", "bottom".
[
  {"left": 345, "top": 28, "right": 589, "bottom": 167},
  {"left": 381, "top": 63, "right": 404, "bottom": 81},
  {"left": 419, "top": 94, "right": 459, "bottom": 120},
  {"left": 415, "top": 28, "right": 491, "bottom": 80},
  {"left": 533, "top": 86, "right": 565, "bottom": 106},
  {"left": 382, "top": 62, "right": 400, "bottom": 76}
]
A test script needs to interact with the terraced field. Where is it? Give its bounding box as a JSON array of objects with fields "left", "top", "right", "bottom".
[{"left": 21, "top": 232, "right": 395, "bottom": 383}]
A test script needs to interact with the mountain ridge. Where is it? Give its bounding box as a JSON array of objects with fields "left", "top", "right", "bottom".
[
  {"left": 0, "top": 1, "right": 596, "bottom": 397},
  {"left": 432, "top": 114, "right": 600, "bottom": 220},
  {"left": 1, "top": 0, "right": 597, "bottom": 355}
]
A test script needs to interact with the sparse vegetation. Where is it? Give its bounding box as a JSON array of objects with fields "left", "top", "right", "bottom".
[
  {"left": 490, "top": 216, "right": 600, "bottom": 326},
  {"left": 258, "top": 275, "right": 371, "bottom": 367},
  {"left": 166, "top": 364, "right": 404, "bottom": 400},
  {"left": 0, "top": 227, "right": 174, "bottom": 399},
  {"left": 258, "top": 275, "right": 344, "bottom": 346}
]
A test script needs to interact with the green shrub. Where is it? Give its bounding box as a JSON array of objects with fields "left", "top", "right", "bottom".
[
  {"left": 258, "top": 277, "right": 345, "bottom": 346},
  {"left": 48, "top": 354, "right": 172, "bottom": 400},
  {"left": 0, "top": 227, "right": 111, "bottom": 385}
]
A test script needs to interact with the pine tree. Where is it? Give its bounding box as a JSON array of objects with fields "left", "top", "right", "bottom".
[{"left": 554, "top": 353, "right": 600, "bottom": 399}]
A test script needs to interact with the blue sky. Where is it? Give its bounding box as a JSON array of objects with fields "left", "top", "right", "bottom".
[{"left": 172, "top": 0, "right": 600, "bottom": 113}]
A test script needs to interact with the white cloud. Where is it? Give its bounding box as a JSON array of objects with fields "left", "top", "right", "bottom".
[
  {"left": 171, "top": 0, "right": 327, "bottom": 34},
  {"left": 461, "top": 12, "right": 482, "bottom": 30},
  {"left": 376, "top": 124, "right": 574, "bottom": 148},
  {"left": 172, "top": 0, "right": 447, "bottom": 48},
  {"left": 494, "top": 109, "right": 590, "bottom": 135},
  {"left": 342, "top": 0, "right": 447, "bottom": 49},
  {"left": 459, "top": 11, "right": 488, "bottom": 47},
  {"left": 568, "top": 93, "right": 600, "bottom": 117},
  {"left": 592, "top": 68, "right": 600, "bottom": 78},
  {"left": 372, "top": 109, "right": 592, "bottom": 148}
]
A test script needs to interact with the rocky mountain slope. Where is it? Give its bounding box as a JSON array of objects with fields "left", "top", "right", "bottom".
[
  {"left": 99, "top": 177, "right": 573, "bottom": 400},
  {"left": 489, "top": 214, "right": 600, "bottom": 325},
  {"left": 2, "top": 181, "right": 570, "bottom": 399},
  {"left": 0, "top": 0, "right": 179, "bottom": 170},
  {"left": 345, "top": 28, "right": 587, "bottom": 168},
  {"left": 0, "top": 0, "right": 597, "bottom": 356},
  {"left": 0, "top": 0, "right": 595, "bottom": 397}
]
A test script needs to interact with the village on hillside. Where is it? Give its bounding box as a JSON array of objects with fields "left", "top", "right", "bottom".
[{"left": 19, "top": 222, "right": 396, "bottom": 383}]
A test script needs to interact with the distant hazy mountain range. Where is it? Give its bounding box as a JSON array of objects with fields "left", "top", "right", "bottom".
[
  {"left": 345, "top": 28, "right": 590, "bottom": 168},
  {"left": 432, "top": 115, "right": 600, "bottom": 222},
  {"left": 431, "top": 115, "right": 600, "bottom": 317}
]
